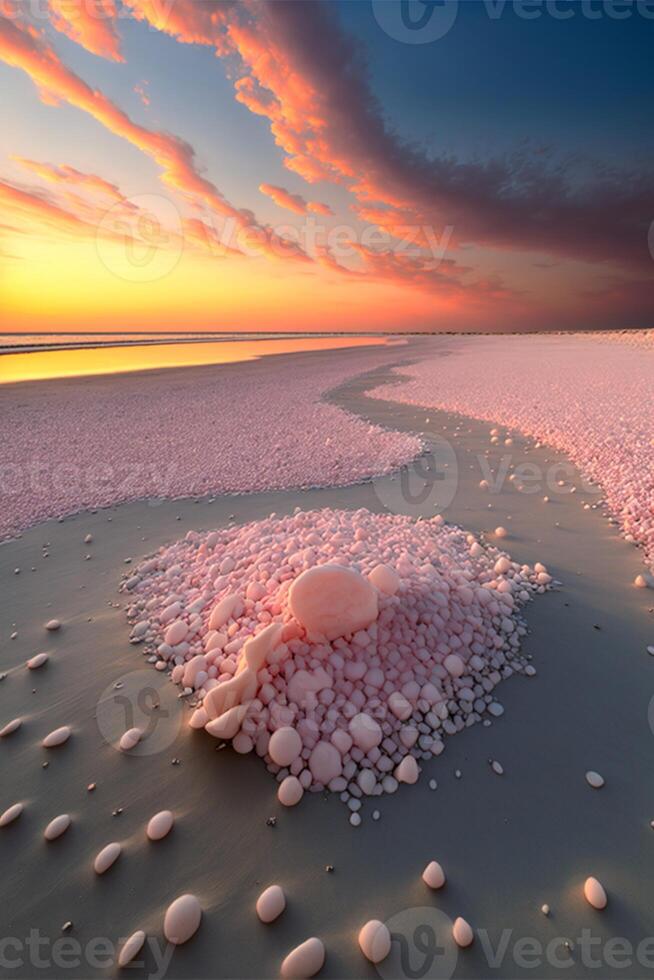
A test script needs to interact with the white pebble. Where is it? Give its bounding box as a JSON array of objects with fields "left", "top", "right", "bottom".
[
  {"left": 585, "top": 771, "right": 605, "bottom": 789},
  {"left": 119, "top": 727, "right": 142, "bottom": 751},
  {"left": 118, "top": 931, "right": 146, "bottom": 967},
  {"left": 0, "top": 718, "right": 22, "bottom": 737},
  {"left": 27, "top": 652, "right": 49, "bottom": 670}
]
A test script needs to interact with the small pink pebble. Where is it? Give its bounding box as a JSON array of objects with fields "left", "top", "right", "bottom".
[
  {"left": 119, "top": 728, "right": 142, "bottom": 751},
  {"left": 163, "top": 894, "right": 202, "bottom": 945},
  {"left": 395, "top": 756, "right": 419, "bottom": 784},
  {"left": 358, "top": 920, "right": 391, "bottom": 964},
  {"left": 443, "top": 654, "right": 465, "bottom": 678},
  {"left": 42, "top": 725, "right": 71, "bottom": 748},
  {"left": 164, "top": 620, "right": 188, "bottom": 646},
  {"left": 0, "top": 802, "right": 23, "bottom": 827},
  {"left": 368, "top": 563, "right": 400, "bottom": 596},
  {"left": 27, "top": 653, "right": 49, "bottom": 670},
  {"left": 584, "top": 877, "right": 608, "bottom": 910},
  {"left": 349, "top": 713, "right": 382, "bottom": 751},
  {"left": 94, "top": 842, "right": 121, "bottom": 874},
  {"left": 0, "top": 718, "right": 22, "bottom": 737},
  {"left": 281, "top": 937, "right": 325, "bottom": 979},
  {"left": 118, "top": 931, "right": 146, "bottom": 967},
  {"left": 494, "top": 527, "right": 508, "bottom": 538},
  {"left": 269, "top": 727, "right": 303, "bottom": 767},
  {"left": 44, "top": 813, "right": 71, "bottom": 840},
  {"left": 256, "top": 884, "right": 286, "bottom": 923},
  {"left": 422, "top": 861, "right": 446, "bottom": 889},
  {"left": 452, "top": 916, "right": 474, "bottom": 947},
  {"left": 634, "top": 574, "right": 652, "bottom": 589},
  {"left": 278, "top": 776, "right": 304, "bottom": 807},
  {"left": 147, "top": 810, "right": 174, "bottom": 841},
  {"left": 45, "top": 619, "right": 61, "bottom": 631}
]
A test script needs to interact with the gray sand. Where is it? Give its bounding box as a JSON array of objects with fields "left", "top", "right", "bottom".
[{"left": 1, "top": 344, "right": 653, "bottom": 980}]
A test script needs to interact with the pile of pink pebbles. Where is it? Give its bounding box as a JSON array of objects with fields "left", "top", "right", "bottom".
[{"left": 123, "top": 508, "right": 552, "bottom": 814}]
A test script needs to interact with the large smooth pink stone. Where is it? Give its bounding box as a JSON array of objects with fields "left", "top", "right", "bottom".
[
  {"left": 358, "top": 920, "right": 391, "bottom": 964},
  {"left": 288, "top": 565, "right": 378, "bottom": 641},
  {"left": 163, "top": 894, "right": 202, "bottom": 945},
  {"left": 308, "top": 741, "right": 342, "bottom": 783},
  {"left": 27, "top": 652, "right": 49, "bottom": 669},
  {"left": 269, "top": 727, "right": 303, "bottom": 767},
  {"left": 164, "top": 620, "right": 187, "bottom": 646},
  {"left": 0, "top": 718, "right": 22, "bottom": 738},
  {"left": 256, "top": 884, "right": 286, "bottom": 923},
  {"left": 281, "top": 938, "right": 325, "bottom": 979},
  {"left": 119, "top": 727, "right": 142, "bottom": 751}
]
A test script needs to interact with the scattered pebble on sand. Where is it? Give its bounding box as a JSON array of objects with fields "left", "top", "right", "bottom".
[
  {"left": 256, "top": 884, "right": 286, "bottom": 923},
  {"left": 146, "top": 810, "right": 174, "bottom": 841},
  {"left": 0, "top": 717, "right": 22, "bottom": 737},
  {"left": 27, "top": 652, "right": 49, "bottom": 670},
  {"left": 585, "top": 771, "right": 605, "bottom": 789},
  {"left": 119, "top": 728, "right": 142, "bottom": 751},
  {"left": 358, "top": 920, "right": 391, "bottom": 964},
  {"left": 281, "top": 937, "right": 325, "bottom": 979},
  {"left": 163, "top": 894, "right": 202, "bottom": 945},
  {"left": 422, "top": 860, "right": 446, "bottom": 889},
  {"left": 44, "top": 619, "right": 61, "bottom": 632},
  {"left": 583, "top": 876, "right": 608, "bottom": 910},
  {"left": 452, "top": 917, "right": 474, "bottom": 947},
  {"left": 0, "top": 802, "right": 24, "bottom": 827},
  {"left": 117, "top": 931, "right": 146, "bottom": 967},
  {"left": 44, "top": 814, "right": 71, "bottom": 840},
  {"left": 42, "top": 726, "right": 71, "bottom": 748},
  {"left": 94, "top": 842, "right": 121, "bottom": 874}
]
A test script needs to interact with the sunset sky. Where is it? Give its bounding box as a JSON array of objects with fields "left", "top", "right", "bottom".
[{"left": 1, "top": 0, "right": 653, "bottom": 333}]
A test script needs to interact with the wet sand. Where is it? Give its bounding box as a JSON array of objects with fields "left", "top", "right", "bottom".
[{"left": 1, "top": 346, "right": 654, "bottom": 979}]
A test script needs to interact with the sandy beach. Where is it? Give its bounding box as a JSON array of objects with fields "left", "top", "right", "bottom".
[{"left": 1, "top": 338, "right": 654, "bottom": 980}]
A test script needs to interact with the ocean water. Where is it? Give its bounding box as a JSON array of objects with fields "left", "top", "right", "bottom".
[{"left": 0, "top": 332, "right": 388, "bottom": 383}]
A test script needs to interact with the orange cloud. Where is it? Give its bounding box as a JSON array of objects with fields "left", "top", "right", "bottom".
[
  {"left": 48, "top": 0, "right": 123, "bottom": 61},
  {"left": 259, "top": 182, "right": 332, "bottom": 217},
  {"left": 12, "top": 156, "right": 130, "bottom": 205}
]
